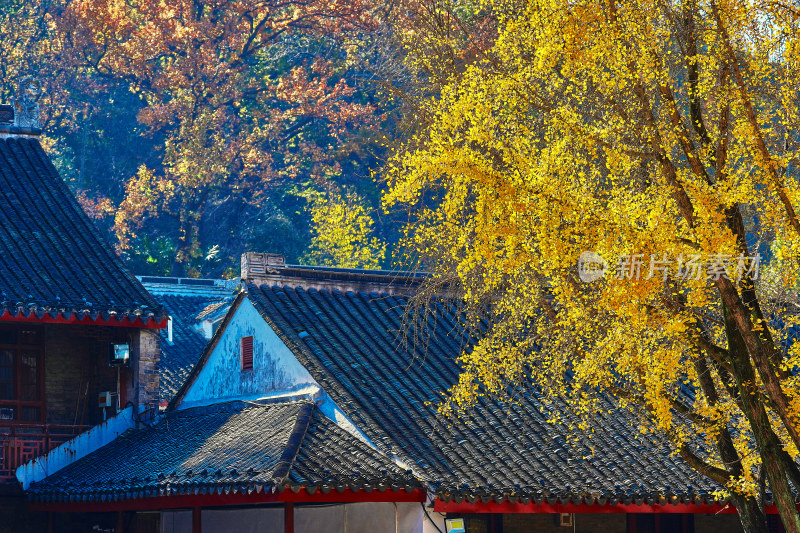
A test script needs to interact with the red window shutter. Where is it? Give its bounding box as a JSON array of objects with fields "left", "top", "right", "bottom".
[{"left": 241, "top": 336, "right": 254, "bottom": 370}]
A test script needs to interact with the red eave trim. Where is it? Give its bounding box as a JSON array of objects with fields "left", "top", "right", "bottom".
[
  {"left": 434, "top": 499, "right": 783, "bottom": 515},
  {"left": 29, "top": 488, "right": 426, "bottom": 513},
  {"left": 0, "top": 309, "right": 167, "bottom": 329}
]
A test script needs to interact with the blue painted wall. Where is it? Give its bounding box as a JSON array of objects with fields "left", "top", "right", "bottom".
[{"left": 178, "top": 299, "right": 318, "bottom": 408}]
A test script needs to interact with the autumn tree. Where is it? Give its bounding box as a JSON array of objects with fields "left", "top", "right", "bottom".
[
  {"left": 42, "top": 0, "right": 392, "bottom": 275},
  {"left": 0, "top": 1, "right": 80, "bottom": 138},
  {"left": 385, "top": 0, "right": 800, "bottom": 532},
  {"left": 0, "top": 2, "right": 164, "bottom": 235},
  {"left": 303, "top": 188, "right": 386, "bottom": 268}
]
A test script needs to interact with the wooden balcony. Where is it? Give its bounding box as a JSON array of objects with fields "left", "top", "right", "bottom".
[{"left": 0, "top": 423, "right": 89, "bottom": 483}]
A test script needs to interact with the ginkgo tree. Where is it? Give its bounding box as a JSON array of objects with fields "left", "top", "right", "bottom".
[
  {"left": 303, "top": 189, "right": 386, "bottom": 268},
  {"left": 385, "top": 0, "right": 800, "bottom": 532}
]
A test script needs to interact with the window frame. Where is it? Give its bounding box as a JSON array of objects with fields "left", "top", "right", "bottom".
[
  {"left": 0, "top": 325, "right": 45, "bottom": 424},
  {"left": 240, "top": 335, "right": 254, "bottom": 371}
]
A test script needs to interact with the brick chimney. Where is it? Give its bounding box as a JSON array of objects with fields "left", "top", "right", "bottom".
[
  {"left": 0, "top": 79, "right": 42, "bottom": 137},
  {"left": 0, "top": 101, "right": 41, "bottom": 137},
  {"left": 241, "top": 252, "right": 287, "bottom": 282}
]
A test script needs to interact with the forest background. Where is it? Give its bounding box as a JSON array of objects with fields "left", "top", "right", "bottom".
[{"left": 0, "top": 0, "right": 450, "bottom": 277}]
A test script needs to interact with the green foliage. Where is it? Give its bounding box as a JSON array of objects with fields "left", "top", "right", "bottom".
[{"left": 125, "top": 236, "right": 178, "bottom": 277}]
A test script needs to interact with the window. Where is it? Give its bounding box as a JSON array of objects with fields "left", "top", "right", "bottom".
[
  {"left": 0, "top": 326, "right": 44, "bottom": 423},
  {"left": 240, "top": 336, "right": 254, "bottom": 371}
]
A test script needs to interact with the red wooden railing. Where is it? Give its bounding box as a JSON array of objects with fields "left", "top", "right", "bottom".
[{"left": 0, "top": 423, "right": 89, "bottom": 483}]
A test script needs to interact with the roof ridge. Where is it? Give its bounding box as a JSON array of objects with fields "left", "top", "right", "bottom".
[
  {"left": 271, "top": 402, "right": 315, "bottom": 487},
  {"left": 241, "top": 252, "right": 427, "bottom": 296},
  {"left": 248, "top": 287, "right": 416, "bottom": 471}
]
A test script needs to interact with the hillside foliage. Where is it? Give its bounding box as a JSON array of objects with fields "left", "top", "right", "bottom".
[
  {"left": 5, "top": 0, "right": 800, "bottom": 531},
  {"left": 0, "top": 0, "right": 401, "bottom": 276}
]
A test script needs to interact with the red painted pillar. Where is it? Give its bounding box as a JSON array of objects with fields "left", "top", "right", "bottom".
[
  {"left": 47, "top": 512, "right": 54, "bottom": 533},
  {"left": 116, "top": 511, "right": 124, "bottom": 533},
  {"left": 193, "top": 506, "right": 202, "bottom": 533},
  {"left": 285, "top": 502, "right": 294, "bottom": 533}
]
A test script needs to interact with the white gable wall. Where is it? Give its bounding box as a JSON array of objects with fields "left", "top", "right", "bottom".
[
  {"left": 177, "top": 298, "right": 319, "bottom": 409},
  {"left": 175, "top": 296, "right": 385, "bottom": 461}
]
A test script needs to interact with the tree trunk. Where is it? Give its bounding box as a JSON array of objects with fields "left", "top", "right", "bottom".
[
  {"left": 695, "top": 355, "right": 769, "bottom": 533},
  {"left": 730, "top": 494, "right": 769, "bottom": 533},
  {"left": 724, "top": 306, "right": 800, "bottom": 533}
]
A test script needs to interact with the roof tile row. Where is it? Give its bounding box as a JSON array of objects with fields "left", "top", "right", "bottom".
[
  {"left": 0, "top": 136, "right": 161, "bottom": 322},
  {"left": 28, "top": 400, "right": 420, "bottom": 503},
  {"left": 247, "top": 284, "right": 724, "bottom": 505}
]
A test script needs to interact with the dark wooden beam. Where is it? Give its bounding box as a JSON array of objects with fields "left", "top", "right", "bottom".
[
  {"left": 284, "top": 502, "right": 294, "bottom": 533},
  {"left": 193, "top": 506, "right": 201, "bottom": 533}
]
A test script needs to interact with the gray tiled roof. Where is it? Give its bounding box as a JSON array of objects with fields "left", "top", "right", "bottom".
[
  {"left": 0, "top": 136, "right": 161, "bottom": 322},
  {"left": 246, "top": 284, "right": 724, "bottom": 507},
  {"left": 27, "top": 400, "right": 419, "bottom": 503}
]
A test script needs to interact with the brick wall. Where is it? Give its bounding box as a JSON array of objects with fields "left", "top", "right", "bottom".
[
  {"left": 44, "top": 325, "right": 160, "bottom": 427},
  {"left": 132, "top": 329, "right": 160, "bottom": 415},
  {"left": 45, "top": 325, "right": 125, "bottom": 427}
]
